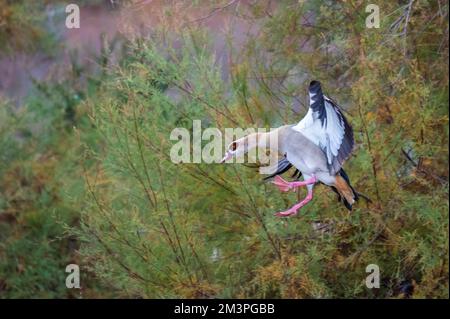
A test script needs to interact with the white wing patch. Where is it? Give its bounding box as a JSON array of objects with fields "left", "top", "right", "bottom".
[{"left": 292, "top": 96, "right": 346, "bottom": 165}]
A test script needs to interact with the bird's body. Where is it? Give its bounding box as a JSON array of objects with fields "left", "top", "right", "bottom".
[
  {"left": 277, "top": 125, "right": 337, "bottom": 186},
  {"left": 221, "top": 80, "right": 362, "bottom": 216}
]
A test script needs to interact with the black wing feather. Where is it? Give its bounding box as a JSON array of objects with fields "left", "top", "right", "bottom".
[
  {"left": 309, "top": 80, "right": 327, "bottom": 126},
  {"left": 263, "top": 157, "right": 292, "bottom": 180},
  {"left": 326, "top": 98, "right": 354, "bottom": 173}
]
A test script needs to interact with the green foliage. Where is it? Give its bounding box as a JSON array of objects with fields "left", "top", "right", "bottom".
[
  {"left": 0, "top": 57, "right": 106, "bottom": 298},
  {"left": 70, "top": 0, "right": 448, "bottom": 298},
  {"left": 0, "top": 0, "right": 109, "bottom": 54},
  {"left": 0, "top": 0, "right": 448, "bottom": 298},
  {"left": 0, "top": 0, "right": 57, "bottom": 54}
]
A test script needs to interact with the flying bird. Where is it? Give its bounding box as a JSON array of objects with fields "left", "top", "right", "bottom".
[{"left": 221, "top": 80, "right": 361, "bottom": 217}]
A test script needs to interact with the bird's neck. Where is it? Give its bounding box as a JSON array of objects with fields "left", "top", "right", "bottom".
[{"left": 246, "top": 127, "right": 284, "bottom": 153}]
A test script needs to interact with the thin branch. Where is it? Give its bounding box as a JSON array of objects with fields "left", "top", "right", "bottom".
[{"left": 183, "top": 0, "right": 240, "bottom": 26}]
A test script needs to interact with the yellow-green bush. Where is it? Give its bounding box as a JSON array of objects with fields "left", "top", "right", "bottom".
[
  {"left": 70, "top": 0, "right": 448, "bottom": 298},
  {"left": 0, "top": 0, "right": 448, "bottom": 298}
]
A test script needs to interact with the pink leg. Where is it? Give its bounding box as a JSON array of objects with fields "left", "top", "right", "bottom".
[
  {"left": 275, "top": 189, "right": 314, "bottom": 217},
  {"left": 272, "top": 175, "right": 317, "bottom": 192}
]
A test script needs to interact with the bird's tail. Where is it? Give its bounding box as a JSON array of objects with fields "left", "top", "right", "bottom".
[{"left": 334, "top": 168, "right": 358, "bottom": 210}]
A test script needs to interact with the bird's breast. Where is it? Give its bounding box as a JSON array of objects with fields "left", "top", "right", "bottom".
[{"left": 285, "top": 153, "right": 314, "bottom": 174}]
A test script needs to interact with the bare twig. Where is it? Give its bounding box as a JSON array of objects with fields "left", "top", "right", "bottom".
[
  {"left": 183, "top": 0, "right": 240, "bottom": 26},
  {"left": 403, "top": 0, "right": 415, "bottom": 56},
  {"left": 401, "top": 148, "right": 448, "bottom": 185}
]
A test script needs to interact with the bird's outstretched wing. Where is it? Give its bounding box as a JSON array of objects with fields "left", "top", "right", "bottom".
[{"left": 292, "top": 80, "right": 354, "bottom": 173}]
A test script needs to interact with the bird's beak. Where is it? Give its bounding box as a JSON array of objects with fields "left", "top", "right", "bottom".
[{"left": 220, "top": 151, "right": 233, "bottom": 163}]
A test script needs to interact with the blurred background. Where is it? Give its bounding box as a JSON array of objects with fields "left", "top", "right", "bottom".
[{"left": 0, "top": 0, "right": 448, "bottom": 298}]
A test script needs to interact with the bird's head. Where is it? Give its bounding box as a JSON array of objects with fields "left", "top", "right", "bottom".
[
  {"left": 220, "top": 137, "right": 248, "bottom": 163},
  {"left": 220, "top": 131, "right": 268, "bottom": 164}
]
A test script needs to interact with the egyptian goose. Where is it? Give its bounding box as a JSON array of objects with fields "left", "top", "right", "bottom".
[{"left": 221, "top": 81, "right": 359, "bottom": 217}]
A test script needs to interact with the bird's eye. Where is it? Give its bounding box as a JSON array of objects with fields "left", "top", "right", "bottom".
[{"left": 230, "top": 142, "right": 237, "bottom": 151}]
